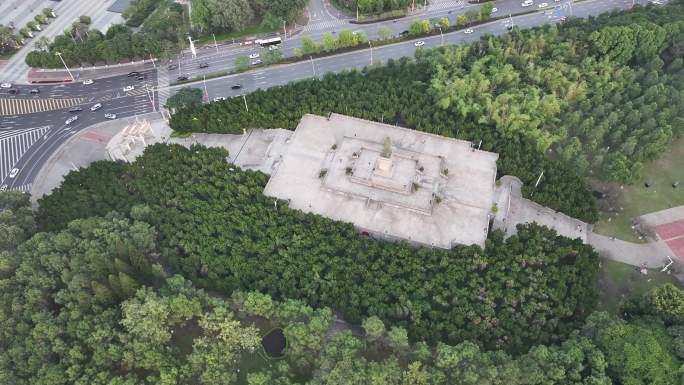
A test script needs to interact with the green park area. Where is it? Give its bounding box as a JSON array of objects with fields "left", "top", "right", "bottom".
[
  {"left": 593, "top": 136, "right": 684, "bottom": 242},
  {"left": 596, "top": 259, "right": 680, "bottom": 315}
]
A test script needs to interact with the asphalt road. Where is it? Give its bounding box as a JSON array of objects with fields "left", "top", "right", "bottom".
[
  {"left": 165, "top": 0, "right": 534, "bottom": 81},
  {"left": 173, "top": 0, "right": 642, "bottom": 102},
  {"left": 0, "top": 0, "right": 659, "bottom": 192}
]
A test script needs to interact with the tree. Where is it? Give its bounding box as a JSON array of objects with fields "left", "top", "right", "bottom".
[
  {"left": 479, "top": 2, "right": 494, "bottom": 21},
  {"left": 362, "top": 316, "right": 386, "bottom": 342},
  {"left": 378, "top": 26, "right": 393, "bottom": 40},
  {"left": 456, "top": 14, "right": 468, "bottom": 27},
  {"left": 583, "top": 312, "right": 681, "bottom": 385},
  {"left": 207, "top": 0, "right": 255, "bottom": 31},
  {"left": 438, "top": 17, "right": 449, "bottom": 30},
  {"left": 165, "top": 87, "right": 203, "bottom": 111},
  {"left": 338, "top": 30, "right": 355, "bottom": 48},
  {"left": 191, "top": 0, "right": 211, "bottom": 31},
  {"left": 638, "top": 283, "right": 684, "bottom": 324},
  {"left": 35, "top": 15, "right": 49, "bottom": 25},
  {"left": 0, "top": 26, "right": 16, "bottom": 54},
  {"left": 464, "top": 10, "right": 478, "bottom": 25},
  {"left": 79, "top": 15, "right": 92, "bottom": 25},
  {"left": 261, "top": 46, "right": 283, "bottom": 65},
  {"left": 387, "top": 326, "right": 409, "bottom": 352},
  {"left": 409, "top": 20, "right": 430, "bottom": 35},
  {"left": 293, "top": 47, "right": 303, "bottom": 58},
  {"left": 302, "top": 36, "right": 317, "bottom": 53},
  {"left": 322, "top": 31, "right": 336, "bottom": 51}
]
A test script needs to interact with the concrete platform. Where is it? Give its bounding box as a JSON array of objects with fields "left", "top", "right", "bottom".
[{"left": 263, "top": 113, "right": 499, "bottom": 249}]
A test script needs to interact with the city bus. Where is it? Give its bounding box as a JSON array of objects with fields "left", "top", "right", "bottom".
[{"left": 256, "top": 37, "right": 282, "bottom": 47}]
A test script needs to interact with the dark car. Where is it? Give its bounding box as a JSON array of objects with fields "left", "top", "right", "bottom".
[
  {"left": 8, "top": 88, "right": 18, "bottom": 95},
  {"left": 136, "top": 75, "right": 145, "bottom": 81},
  {"left": 506, "top": 25, "right": 513, "bottom": 31},
  {"left": 68, "top": 107, "right": 83, "bottom": 113},
  {"left": 127, "top": 71, "right": 141, "bottom": 77},
  {"left": 231, "top": 84, "right": 242, "bottom": 90},
  {"left": 30, "top": 88, "right": 40, "bottom": 94},
  {"left": 177, "top": 75, "right": 189, "bottom": 81},
  {"left": 400, "top": 30, "right": 409, "bottom": 36},
  {"left": 167, "top": 64, "right": 178, "bottom": 70},
  {"left": 199, "top": 62, "right": 209, "bottom": 69}
]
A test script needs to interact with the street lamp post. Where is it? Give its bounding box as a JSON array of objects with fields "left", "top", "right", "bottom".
[
  {"left": 438, "top": 25, "right": 444, "bottom": 46},
  {"left": 309, "top": 56, "right": 316, "bottom": 77},
  {"left": 212, "top": 33, "right": 218, "bottom": 53},
  {"left": 55, "top": 52, "right": 74, "bottom": 81},
  {"left": 369, "top": 41, "right": 373, "bottom": 64},
  {"left": 202, "top": 75, "right": 208, "bottom": 102}
]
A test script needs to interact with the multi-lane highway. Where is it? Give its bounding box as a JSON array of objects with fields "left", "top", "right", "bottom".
[
  {"left": 173, "top": 0, "right": 638, "bottom": 101},
  {"left": 0, "top": 0, "right": 657, "bottom": 193},
  {"left": 0, "top": 70, "right": 157, "bottom": 190}
]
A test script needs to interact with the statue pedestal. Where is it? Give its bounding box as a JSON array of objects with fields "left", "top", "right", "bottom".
[{"left": 375, "top": 156, "right": 393, "bottom": 178}]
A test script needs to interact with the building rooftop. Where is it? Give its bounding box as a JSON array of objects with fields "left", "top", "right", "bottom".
[{"left": 263, "top": 113, "right": 499, "bottom": 248}]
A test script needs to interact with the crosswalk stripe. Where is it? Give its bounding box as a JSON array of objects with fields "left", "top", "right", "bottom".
[
  {"left": 0, "top": 126, "right": 51, "bottom": 182},
  {"left": 0, "top": 97, "right": 85, "bottom": 116}
]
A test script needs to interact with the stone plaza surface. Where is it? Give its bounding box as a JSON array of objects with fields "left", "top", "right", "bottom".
[{"left": 262, "top": 113, "right": 499, "bottom": 248}]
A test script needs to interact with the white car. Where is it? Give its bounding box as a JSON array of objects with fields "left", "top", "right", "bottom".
[
  {"left": 414, "top": 41, "right": 425, "bottom": 47},
  {"left": 65, "top": 116, "right": 78, "bottom": 125},
  {"left": 249, "top": 53, "right": 260, "bottom": 59},
  {"left": 491, "top": 7, "right": 498, "bottom": 12},
  {"left": 104, "top": 113, "right": 117, "bottom": 120},
  {"left": 251, "top": 59, "right": 262, "bottom": 65},
  {"left": 538, "top": 2, "right": 549, "bottom": 7},
  {"left": 521, "top": 0, "right": 533, "bottom": 6},
  {"left": 213, "top": 96, "right": 227, "bottom": 102},
  {"left": 90, "top": 103, "right": 102, "bottom": 111},
  {"left": 464, "top": 28, "right": 474, "bottom": 34},
  {"left": 82, "top": 79, "right": 94, "bottom": 85},
  {"left": 0, "top": 82, "right": 11, "bottom": 88},
  {"left": 8, "top": 168, "right": 19, "bottom": 178},
  {"left": 123, "top": 86, "right": 134, "bottom": 92},
  {"left": 0, "top": 185, "right": 6, "bottom": 192}
]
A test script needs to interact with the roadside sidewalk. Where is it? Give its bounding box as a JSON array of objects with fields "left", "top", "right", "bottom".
[
  {"left": 30, "top": 112, "right": 162, "bottom": 205},
  {"left": 28, "top": 60, "right": 156, "bottom": 83}
]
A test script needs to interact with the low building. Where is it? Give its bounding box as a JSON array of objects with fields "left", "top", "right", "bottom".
[{"left": 263, "top": 113, "right": 499, "bottom": 248}]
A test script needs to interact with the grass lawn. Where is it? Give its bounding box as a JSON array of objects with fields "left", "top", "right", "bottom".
[
  {"left": 593, "top": 136, "right": 684, "bottom": 242},
  {"left": 596, "top": 259, "right": 680, "bottom": 314}
]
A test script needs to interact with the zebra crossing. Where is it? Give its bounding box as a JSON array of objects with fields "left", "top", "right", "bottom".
[
  {"left": 302, "top": 20, "right": 348, "bottom": 32},
  {"left": 96, "top": 86, "right": 153, "bottom": 104},
  {"left": 1, "top": 183, "right": 32, "bottom": 193},
  {"left": 0, "top": 97, "right": 86, "bottom": 116},
  {"left": 157, "top": 68, "right": 171, "bottom": 110},
  {"left": 428, "top": 0, "right": 466, "bottom": 11},
  {"left": 0, "top": 126, "right": 51, "bottom": 183}
]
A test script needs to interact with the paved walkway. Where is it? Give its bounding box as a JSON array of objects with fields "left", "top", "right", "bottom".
[
  {"left": 588, "top": 232, "right": 672, "bottom": 269},
  {"left": 493, "top": 175, "right": 676, "bottom": 270},
  {"left": 492, "top": 175, "right": 589, "bottom": 242},
  {"left": 30, "top": 112, "right": 162, "bottom": 204}
]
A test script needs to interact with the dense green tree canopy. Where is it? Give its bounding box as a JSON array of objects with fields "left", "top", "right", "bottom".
[{"left": 36, "top": 144, "right": 600, "bottom": 352}]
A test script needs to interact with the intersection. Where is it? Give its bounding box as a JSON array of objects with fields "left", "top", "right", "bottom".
[{"left": 0, "top": 0, "right": 658, "bottom": 193}]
